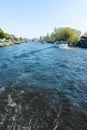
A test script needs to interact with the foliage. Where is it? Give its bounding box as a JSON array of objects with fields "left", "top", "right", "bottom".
[
  {"left": 55, "top": 27, "right": 80, "bottom": 43},
  {"left": 0, "top": 28, "right": 7, "bottom": 39},
  {"left": 14, "top": 37, "right": 18, "bottom": 41},
  {"left": 41, "top": 27, "right": 81, "bottom": 46}
]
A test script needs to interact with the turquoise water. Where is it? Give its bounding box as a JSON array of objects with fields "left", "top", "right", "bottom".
[{"left": 0, "top": 42, "right": 87, "bottom": 130}]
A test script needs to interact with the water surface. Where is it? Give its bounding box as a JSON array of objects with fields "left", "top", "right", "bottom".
[{"left": 0, "top": 42, "right": 87, "bottom": 130}]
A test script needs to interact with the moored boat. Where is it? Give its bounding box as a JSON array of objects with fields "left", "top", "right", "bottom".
[{"left": 54, "top": 40, "right": 68, "bottom": 48}]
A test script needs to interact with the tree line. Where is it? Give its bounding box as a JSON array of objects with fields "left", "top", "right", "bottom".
[
  {"left": 39, "top": 27, "right": 87, "bottom": 46},
  {"left": 0, "top": 28, "right": 7, "bottom": 39},
  {"left": 1, "top": 27, "right": 87, "bottom": 47},
  {"left": 0, "top": 28, "right": 19, "bottom": 42}
]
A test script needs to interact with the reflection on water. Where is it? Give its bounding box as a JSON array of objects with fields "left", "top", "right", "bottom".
[{"left": 0, "top": 42, "right": 87, "bottom": 130}]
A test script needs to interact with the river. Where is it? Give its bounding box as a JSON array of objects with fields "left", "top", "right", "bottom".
[{"left": 0, "top": 41, "right": 87, "bottom": 130}]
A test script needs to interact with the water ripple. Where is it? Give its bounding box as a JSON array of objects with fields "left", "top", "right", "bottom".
[{"left": 0, "top": 42, "right": 87, "bottom": 129}]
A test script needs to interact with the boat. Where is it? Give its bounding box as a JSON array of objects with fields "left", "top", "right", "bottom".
[{"left": 54, "top": 40, "right": 68, "bottom": 48}]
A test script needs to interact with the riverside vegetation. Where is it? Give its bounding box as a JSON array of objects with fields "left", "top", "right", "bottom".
[
  {"left": 39, "top": 27, "right": 87, "bottom": 47},
  {"left": 0, "top": 28, "right": 28, "bottom": 47},
  {"left": 0, "top": 27, "right": 87, "bottom": 47}
]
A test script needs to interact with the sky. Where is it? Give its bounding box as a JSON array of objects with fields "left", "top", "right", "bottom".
[{"left": 0, "top": 0, "right": 87, "bottom": 39}]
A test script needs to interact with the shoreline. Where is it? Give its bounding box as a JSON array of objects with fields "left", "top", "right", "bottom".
[{"left": 0, "top": 41, "right": 21, "bottom": 47}]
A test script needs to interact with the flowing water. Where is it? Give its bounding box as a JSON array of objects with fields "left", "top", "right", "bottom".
[{"left": 0, "top": 42, "right": 87, "bottom": 130}]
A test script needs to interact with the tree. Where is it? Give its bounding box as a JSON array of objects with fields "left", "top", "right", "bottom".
[
  {"left": 44, "top": 33, "right": 51, "bottom": 42},
  {"left": 56, "top": 27, "right": 81, "bottom": 45},
  {"left": 0, "top": 28, "right": 7, "bottom": 39},
  {"left": 49, "top": 32, "right": 57, "bottom": 43},
  {"left": 41, "top": 27, "right": 81, "bottom": 45},
  {"left": 14, "top": 37, "right": 18, "bottom": 41}
]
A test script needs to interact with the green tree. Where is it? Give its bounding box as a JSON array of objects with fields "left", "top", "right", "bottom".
[
  {"left": 49, "top": 32, "right": 57, "bottom": 43},
  {"left": 44, "top": 33, "right": 51, "bottom": 42},
  {"left": 0, "top": 28, "right": 7, "bottom": 39},
  {"left": 14, "top": 37, "right": 18, "bottom": 41},
  {"left": 41, "top": 27, "right": 81, "bottom": 45},
  {"left": 56, "top": 27, "right": 81, "bottom": 45}
]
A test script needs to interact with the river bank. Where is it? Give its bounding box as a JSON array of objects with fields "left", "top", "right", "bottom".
[{"left": 0, "top": 41, "right": 21, "bottom": 47}]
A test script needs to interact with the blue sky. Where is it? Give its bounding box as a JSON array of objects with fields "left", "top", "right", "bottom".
[{"left": 0, "top": 0, "right": 87, "bottom": 38}]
